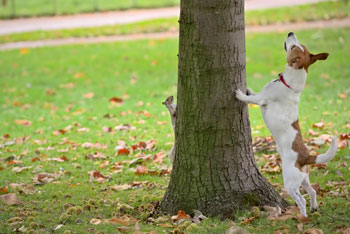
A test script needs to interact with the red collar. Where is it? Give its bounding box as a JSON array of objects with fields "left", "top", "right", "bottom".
[{"left": 278, "top": 73, "right": 291, "bottom": 89}]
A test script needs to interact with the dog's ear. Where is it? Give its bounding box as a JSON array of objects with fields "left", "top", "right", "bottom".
[{"left": 310, "top": 53, "right": 329, "bottom": 65}]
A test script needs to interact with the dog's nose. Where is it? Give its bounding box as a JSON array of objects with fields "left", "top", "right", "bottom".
[{"left": 288, "top": 32, "right": 294, "bottom": 37}]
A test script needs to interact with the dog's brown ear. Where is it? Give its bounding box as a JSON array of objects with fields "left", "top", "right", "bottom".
[{"left": 310, "top": 53, "right": 329, "bottom": 65}]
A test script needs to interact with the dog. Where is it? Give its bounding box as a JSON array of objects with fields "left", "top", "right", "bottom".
[
  {"left": 162, "top": 96, "right": 176, "bottom": 164},
  {"left": 235, "top": 32, "right": 338, "bottom": 217}
]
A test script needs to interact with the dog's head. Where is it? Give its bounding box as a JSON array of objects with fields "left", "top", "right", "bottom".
[{"left": 284, "top": 32, "right": 329, "bottom": 72}]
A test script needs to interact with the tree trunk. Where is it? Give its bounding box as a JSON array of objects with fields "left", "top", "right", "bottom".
[{"left": 161, "top": 0, "right": 288, "bottom": 218}]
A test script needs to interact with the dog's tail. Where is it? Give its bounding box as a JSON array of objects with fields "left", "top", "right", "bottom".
[{"left": 315, "top": 135, "right": 338, "bottom": 164}]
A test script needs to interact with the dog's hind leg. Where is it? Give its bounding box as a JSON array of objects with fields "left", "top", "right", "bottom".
[
  {"left": 302, "top": 177, "right": 318, "bottom": 213},
  {"left": 286, "top": 187, "right": 307, "bottom": 217}
]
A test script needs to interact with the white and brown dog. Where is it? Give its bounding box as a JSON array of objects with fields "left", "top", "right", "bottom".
[{"left": 236, "top": 32, "right": 338, "bottom": 217}]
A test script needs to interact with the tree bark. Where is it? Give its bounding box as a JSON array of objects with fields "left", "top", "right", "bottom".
[{"left": 161, "top": 0, "right": 288, "bottom": 218}]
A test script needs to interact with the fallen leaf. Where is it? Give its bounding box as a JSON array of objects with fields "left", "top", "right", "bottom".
[
  {"left": 54, "top": 224, "right": 64, "bottom": 230},
  {"left": 2, "top": 133, "right": 10, "bottom": 139},
  {"left": 135, "top": 166, "right": 148, "bottom": 175},
  {"left": 0, "top": 193, "right": 23, "bottom": 205},
  {"left": 19, "top": 48, "right": 29, "bottom": 55},
  {"left": 171, "top": 210, "right": 191, "bottom": 221},
  {"left": 263, "top": 206, "right": 282, "bottom": 219},
  {"left": 102, "top": 126, "right": 113, "bottom": 133},
  {"left": 308, "top": 129, "right": 319, "bottom": 136},
  {"left": 0, "top": 186, "right": 8, "bottom": 194},
  {"left": 83, "top": 92, "right": 94, "bottom": 99},
  {"left": 33, "top": 173, "right": 59, "bottom": 184},
  {"left": 9, "top": 183, "right": 35, "bottom": 195},
  {"left": 296, "top": 213, "right": 311, "bottom": 223},
  {"left": 340, "top": 133, "right": 350, "bottom": 140},
  {"left": 74, "top": 72, "right": 84, "bottom": 78},
  {"left": 109, "top": 216, "right": 138, "bottom": 226},
  {"left": 89, "top": 171, "right": 110, "bottom": 183},
  {"left": 109, "top": 97, "right": 123, "bottom": 104},
  {"left": 15, "top": 120, "right": 32, "bottom": 126},
  {"left": 77, "top": 127, "right": 89, "bottom": 132},
  {"left": 339, "top": 228, "right": 350, "bottom": 234},
  {"left": 31, "top": 157, "right": 40, "bottom": 162},
  {"left": 312, "top": 122, "right": 325, "bottom": 130},
  {"left": 12, "top": 166, "right": 32, "bottom": 173},
  {"left": 115, "top": 124, "right": 136, "bottom": 131},
  {"left": 90, "top": 218, "right": 101, "bottom": 225},
  {"left": 153, "top": 152, "right": 166, "bottom": 163},
  {"left": 338, "top": 93, "right": 347, "bottom": 99},
  {"left": 61, "top": 82, "right": 75, "bottom": 89},
  {"left": 304, "top": 228, "right": 324, "bottom": 234},
  {"left": 111, "top": 184, "right": 132, "bottom": 191},
  {"left": 47, "top": 156, "right": 67, "bottom": 163},
  {"left": 81, "top": 142, "right": 107, "bottom": 149},
  {"left": 297, "top": 223, "right": 303, "bottom": 232},
  {"left": 85, "top": 152, "right": 106, "bottom": 160},
  {"left": 336, "top": 170, "right": 344, "bottom": 177},
  {"left": 117, "top": 148, "right": 130, "bottom": 156}
]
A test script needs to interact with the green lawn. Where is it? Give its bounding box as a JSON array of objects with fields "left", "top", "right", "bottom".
[
  {"left": 0, "top": 28, "right": 350, "bottom": 233},
  {"left": 1, "top": 0, "right": 349, "bottom": 44},
  {"left": 0, "top": 0, "right": 179, "bottom": 19}
]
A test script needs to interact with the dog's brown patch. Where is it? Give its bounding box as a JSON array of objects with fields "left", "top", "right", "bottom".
[
  {"left": 287, "top": 45, "right": 329, "bottom": 72},
  {"left": 291, "top": 120, "right": 317, "bottom": 172}
]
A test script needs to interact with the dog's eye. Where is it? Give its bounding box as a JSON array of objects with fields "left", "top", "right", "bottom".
[{"left": 291, "top": 45, "right": 296, "bottom": 50}]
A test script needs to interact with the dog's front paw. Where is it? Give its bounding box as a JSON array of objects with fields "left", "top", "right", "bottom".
[{"left": 235, "top": 89, "right": 246, "bottom": 101}]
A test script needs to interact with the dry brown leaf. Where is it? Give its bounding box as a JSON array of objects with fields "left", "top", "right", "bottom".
[
  {"left": 0, "top": 193, "right": 23, "bottom": 205},
  {"left": 338, "top": 93, "right": 347, "bottom": 99},
  {"left": 135, "top": 166, "right": 148, "bottom": 175},
  {"left": 15, "top": 119, "right": 32, "bottom": 126},
  {"left": 0, "top": 186, "right": 8, "bottom": 194},
  {"left": 102, "top": 126, "right": 113, "bottom": 133},
  {"left": 153, "top": 152, "right": 166, "bottom": 164},
  {"left": 296, "top": 213, "right": 311, "bottom": 223},
  {"left": 83, "top": 92, "right": 94, "bottom": 99},
  {"left": 109, "top": 216, "right": 138, "bottom": 226},
  {"left": 111, "top": 184, "right": 132, "bottom": 191},
  {"left": 304, "top": 228, "right": 324, "bottom": 234},
  {"left": 9, "top": 183, "right": 35, "bottom": 195},
  {"left": 117, "top": 148, "right": 130, "bottom": 156},
  {"left": 12, "top": 166, "right": 32, "bottom": 173},
  {"left": 109, "top": 97, "right": 123, "bottom": 104},
  {"left": 33, "top": 173, "right": 59, "bottom": 184},
  {"left": 88, "top": 171, "right": 110, "bottom": 183},
  {"left": 297, "top": 223, "right": 303, "bottom": 232},
  {"left": 90, "top": 218, "right": 101, "bottom": 225},
  {"left": 340, "top": 228, "right": 350, "bottom": 234},
  {"left": 273, "top": 231, "right": 283, "bottom": 234},
  {"left": 115, "top": 124, "right": 136, "bottom": 131},
  {"left": 312, "top": 122, "right": 325, "bottom": 130},
  {"left": 308, "top": 129, "right": 319, "bottom": 136},
  {"left": 171, "top": 210, "right": 191, "bottom": 221}
]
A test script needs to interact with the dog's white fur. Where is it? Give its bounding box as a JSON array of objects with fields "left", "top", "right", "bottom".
[{"left": 236, "top": 33, "right": 337, "bottom": 217}]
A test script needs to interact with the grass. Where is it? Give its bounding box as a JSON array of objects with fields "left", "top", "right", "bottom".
[
  {"left": 0, "top": 28, "right": 350, "bottom": 233},
  {"left": 1, "top": 0, "right": 350, "bottom": 44},
  {"left": 0, "top": 0, "right": 179, "bottom": 19},
  {"left": 245, "top": 0, "right": 350, "bottom": 25}
]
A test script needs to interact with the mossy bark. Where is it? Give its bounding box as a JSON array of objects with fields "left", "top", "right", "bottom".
[{"left": 161, "top": 0, "right": 288, "bottom": 218}]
